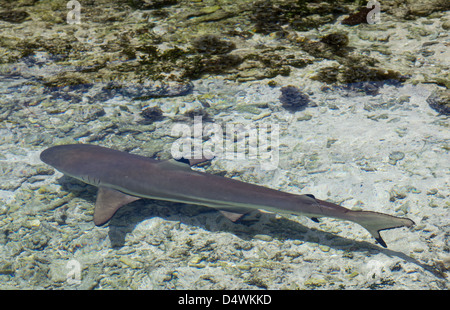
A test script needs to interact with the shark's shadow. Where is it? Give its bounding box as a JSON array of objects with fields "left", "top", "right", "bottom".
[{"left": 58, "top": 177, "right": 444, "bottom": 279}]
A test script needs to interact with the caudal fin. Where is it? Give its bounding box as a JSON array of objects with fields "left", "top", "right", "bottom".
[{"left": 349, "top": 211, "right": 415, "bottom": 248}]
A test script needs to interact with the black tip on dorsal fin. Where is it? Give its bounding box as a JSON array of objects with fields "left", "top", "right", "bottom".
[
  {"left": 310, "top": 217, "right": 320, "bottom": 223},
  {"left": 375, "top": 236, "right": 388, "bottom": 248},
  {"left": 175, "top": 157, "right": 191, "bottom": 165},
  {"left": 305, "top": 194, "right": 316, "bottom": 199},
  {"left": 175, "top": 156, "right": 214, "bottom": 167}
]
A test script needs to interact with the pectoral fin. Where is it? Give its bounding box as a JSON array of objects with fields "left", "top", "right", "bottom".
[{"left": 94, "top": 187, "right": 141, "bottom": 226}]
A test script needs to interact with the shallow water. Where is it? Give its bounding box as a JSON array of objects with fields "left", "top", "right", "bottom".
[{"left": 0, "top": 0, "right": 448, "bottom": 289}]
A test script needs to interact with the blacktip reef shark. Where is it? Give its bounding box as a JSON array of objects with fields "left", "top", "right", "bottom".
[{"left": 40, "top": 144, "right": 415, "bottom": 248}]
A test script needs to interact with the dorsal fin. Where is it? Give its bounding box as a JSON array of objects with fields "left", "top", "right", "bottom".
[
  {"left": 158, "top": 159, "right": 193, "bottom": 171},
  {"left": 158, "top": 156, "right": 213, "bottom": 171},
  {"left": 173, "top": 156, "right": 213, "bottom": 167},
  {"left": 94, "top": 187, "right": 141, "bottom": 225}
]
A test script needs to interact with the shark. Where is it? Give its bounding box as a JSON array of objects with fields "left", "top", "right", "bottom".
[{"left": 40, "top": 144, "right": 415, "bottom": 248}]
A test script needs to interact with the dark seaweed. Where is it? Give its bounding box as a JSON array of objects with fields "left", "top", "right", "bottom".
[{"left": 279, "top": 85, "right": 310, "bottom": 112}]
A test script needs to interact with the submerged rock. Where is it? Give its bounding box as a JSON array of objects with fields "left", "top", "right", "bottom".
[
  {"left": 128, "top": 0, "right": 179, "bottom": 10},
  {"left": 183, "top": 54, "right": 243, "bottom": 79},
  {"left": 427, "top": 89, "right": 450, "bottom": 115},
  {"left": 140, "top": 106, "right": 164, "bottom": 122},
  {"left": 279, "top": 85, "right": 310, "bottom": 112},
  {"left": 312, "top": 59, "right": 407, "bottom": 93},
  {"left": 0, "top": 10, "right": 30, "bottom": 23},
  {"left": 192, "top": 35, "right": 235, "bottom": 55},
  {"left": 251, "top": 0, "right": 346, "bottom": 34},
  {"left": 99, "top": 81, "right": 194, "bottom": 99},
  {"left": 405, "top": 0, "right": 450, "bottom": 18},
  {"left": 320, "top": 32, "right": 349, "bottom": 49},
  {"left": 389, "top": 151, "right": 405, "bottom": 165}
]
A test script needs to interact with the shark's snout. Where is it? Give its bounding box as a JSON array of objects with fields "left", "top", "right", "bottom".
[{"left": 40, "top": 147, "right": 59, "bottom": 166}]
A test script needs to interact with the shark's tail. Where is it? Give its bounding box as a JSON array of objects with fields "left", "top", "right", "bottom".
[
  {"left": 347, "top": 210, "right": 415, "bottom": 247},
  {"left": 315, "top": 199, "right": 415, "bottom": 248}
]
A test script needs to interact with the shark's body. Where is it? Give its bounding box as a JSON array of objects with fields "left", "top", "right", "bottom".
[{"left": 40, "top": 144, "right": 414, "bottom": 247}]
